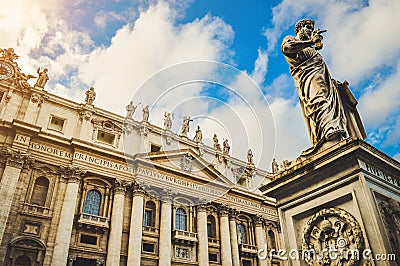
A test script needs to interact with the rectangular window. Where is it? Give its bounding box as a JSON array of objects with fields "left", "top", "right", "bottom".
[
  {"left": 48, "top": 116, "right": 65, "bottom": 132},
  {"left": 209, "top": 253, "right": 218, "bottom": 262},
  {"left": 142, "top": 242, "right": 155, "bottom": 253},
  {"left": 97, "top": 130, "right": 115, "bottom": 145},
  {"left": 175, "top": 247, "right": 190, "bottom": 259},
  {"left": 80, "top": 234, "right": 97, "bottom": 245},
  {"left": 242, "top": 260, "right": 252, "bottom": 266},
  {"left": 150, "top": 144, "right": 161, "bottom": 152}
]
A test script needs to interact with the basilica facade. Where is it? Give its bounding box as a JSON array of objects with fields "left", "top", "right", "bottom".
[{"left": 0, "top": 49, "right": 281, "bottom": 266}]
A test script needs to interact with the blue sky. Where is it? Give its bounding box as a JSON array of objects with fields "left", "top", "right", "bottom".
[{"left": 0, "top": 0, "right": 399, "bottom": 170}]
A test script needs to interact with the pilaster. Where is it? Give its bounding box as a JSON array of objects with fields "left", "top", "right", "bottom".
[
  {"left": 106, "top": 179, "right": 129, "bottom": 266},
  {"left": 50, "top": 165, "right": 85, "bottom": 266},
  {"left": 229, "top": 209, "right": 240, "bottom": 266},
  {"left": 197, "top": 203, "right": 209, "bottom": 266},
  {"left": 159, "top": 189, "right": 174, "bottom": 266},
  {"left": 127, "top": 182, "right": 146, "bottom": 266},
  {"left": 0, "top": 149, "right": 32, "bottom": 244},
  {"left": 219, "top": 205, "right": 232, "bottom": 266}
]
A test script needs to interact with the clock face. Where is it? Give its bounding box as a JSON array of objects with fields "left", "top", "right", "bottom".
[{"left": 0, "top": 61, "right": 14, "bottom": 80}]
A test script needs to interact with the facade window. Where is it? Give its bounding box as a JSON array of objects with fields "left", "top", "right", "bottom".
[
  {"left": 15, "top": 255, "right": 31, "bottom": 266},
  {"left": 143, "top": 242, "right": 155, "bottom": 253},
  {"left": 175, "top": 247, "right": 190, "bottom": 259},
  {"left": 237, "top": 223, "right": 248, "bottom": 244},
  {"left": 144, "top": 201, "right": 156, "bottom": 227},
  {"left": 48, "top": 116, "right": 65, "bottom": 132},
  {"left": 242, "top": 259, "right": 252, "bottom": 266},
  {"left": 30, "top": 176, "right": 49, "bottom": 206},
  {"left": 150, "top": 144, "right": 161, "bottom": 152},
  {"left": 207, "top": 215, "right": 216, "bottom": 238},
  {"left": 80, "top": 234, "right": 98, "bottom": 245},
  {"left": 175, "top": 208, "right": 187, "bottom": 231},
  {"left": 209, "top": 253, "right": 218, "bottom": 262},
  {"left": 83, "top": 189, "right": 101, "bottom": 216},
  {"left": 97, "top": 130, "right": 115, "bottom": 145},
  {"left": 267, "top": 230, "right": 277, "bottom": 250}
]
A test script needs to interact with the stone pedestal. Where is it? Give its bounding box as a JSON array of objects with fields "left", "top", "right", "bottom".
[{"left": 260, "top": 139, "right": 400, "bottom": 266}]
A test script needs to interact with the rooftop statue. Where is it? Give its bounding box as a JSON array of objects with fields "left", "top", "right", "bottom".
[
  {"left": 85, "top": 87, "right": 96, "bottom": 105},
  {"left": 194, "top": 125, "right": 203, "bottom": 143},
  {"left": 35, "top": 67, "right": 49, "bottom": 88},
  {"left": 142, "top": 105, "right": 149, "bottom": 122},
  {"left": 164, "top": 112, "right": 172, "bottom": 130},
  {"left": 282, "top": 19, "right": 366, "bottom": 156},
  {"left": 126, "top": 101, "right": 139, "bottom": 118}
]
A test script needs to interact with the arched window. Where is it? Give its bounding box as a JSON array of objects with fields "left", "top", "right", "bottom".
[
  {"left": 267, "top": 230, "right": 277, "bottom": 250},
  {"left": 83, "top": 189, "right": 101, "bottom": 216},
  {"left": 237, "top": 223, "right": 247, "bottom": 244},
  {"left": 175, "top": 208, "right": 187, "bottom": 231},
  {"left": 15, "top": 255, "right": 31, "bottom": 266},
  {"left": 144, "top": 201, "right": 156, "bottom": 227},
  {"left": 207, "top": 215, "right": 216, "bottom": 238},
  {"left": 30, "top": 176, "right": 49, "bottom": 206}
]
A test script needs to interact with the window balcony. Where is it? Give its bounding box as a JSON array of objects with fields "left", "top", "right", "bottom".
[
  {"left": 76, "top": 213, "right": 109, "bottom": 230},
  {"left": 22, "top": 203, "right": 51, "bottom": 218},
  {"left": 173, "top": 230, "right": 197, "bottom": 245},
  {"left": 208, "top": 238, "right": 220, "bottom": 247},
  {"left": 142, "top": 225, "right": 159, "bottom": 236},
  {"left": 239, "top": 243, "right": 258, "bottom": 255}
]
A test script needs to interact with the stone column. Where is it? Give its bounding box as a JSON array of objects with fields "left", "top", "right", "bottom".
[
  {"left": 127, "top": 183, "right": 146, "bottom": 266},
  {"left": 159, "top": 189, "right": 173, "bottom": 265},
  {"left": 219, "top": 205, "right": 233, "bottom": 266},
  {"left": 51, "top": 166, "right": 86, "bottom": 266},
  {"left": 229, "top": 209, "right": 240, "bottom": 266},
  {"left": 0, "top": 149, "right": 31, "bottom": 244},
  {"left": 106, "top": 179, "right": 128, "bottom": 266},
  {"left": 254, "top": 216, "right": 267, "bottom": 266},
  {"left": 197, "top": 204, "right": 209, "bottom": 266}
]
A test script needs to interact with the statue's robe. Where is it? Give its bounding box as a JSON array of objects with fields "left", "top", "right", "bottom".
[{"left": 282, "top": 36, "right": 365, "bottom": 153}]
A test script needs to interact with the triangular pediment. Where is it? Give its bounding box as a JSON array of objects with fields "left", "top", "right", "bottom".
[{"left": 134, "top": 148, "right": 235, "bottom": 188}]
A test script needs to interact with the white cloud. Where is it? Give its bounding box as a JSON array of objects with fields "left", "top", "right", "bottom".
[{"left": 79, "top": 2, "right": 234, "bottom": 115}]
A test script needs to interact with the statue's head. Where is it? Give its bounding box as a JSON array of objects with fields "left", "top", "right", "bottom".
[{"left": 294, "top": 19, "right": 315, "bottom": 34}]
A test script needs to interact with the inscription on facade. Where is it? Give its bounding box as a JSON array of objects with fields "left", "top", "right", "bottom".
[
  {"left": 29, "top": 142, "right": 72, "bottom": 159},
  {"left": 73, "top": 152, "right": 132, "bottom": 173},
  {"left": 137, "top": 167, "right": 225, "bottom": 196},
  {"left": 362, "top": 161, "right": 400, "bottom": 188},
  {"left": 137, "top": 167, "right": 277, "bottom": 216}
]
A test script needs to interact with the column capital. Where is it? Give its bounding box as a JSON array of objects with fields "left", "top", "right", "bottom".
[
  {"left": 113, "top": 179, "right": 129, "bottom": 195},
  {"left": 229, "top": 208, "right": 238, "bottom": 220},
  {"left": 253, "top": 214, "right": 265, "bottom": 226},
  {"left": 160, "top": 188, "right": 175, "bottom": 202},
  {"left": 59, "top": 165, "right": 86, "bottom": 183},
  {"left": 197, "top": 204, "right": 208, "bottom": 212},
  {"left": 219, "top": 204, "right": 230, "bottom": 217},
  {"left": 2, "top": 148, "right": 33, "bottom": 169},
  {"left": 131, "top": 181, "right": 147, "bottom": 196}
]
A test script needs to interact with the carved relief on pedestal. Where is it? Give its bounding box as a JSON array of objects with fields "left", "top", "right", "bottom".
[
  {"left": 379, "top": 198, "right": 400, "bottom": 255},
  {"left": 302, "top": 208, "right": 365, "bottom": 266}
]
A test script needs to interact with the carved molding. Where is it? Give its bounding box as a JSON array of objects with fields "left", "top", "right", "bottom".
[
  {"left": 59, "top": 165, "right": 86, "bottom": 183},
  {"left": 160, "top": 188, "right": 174, "bottom": 202},
  {"left": 302, "top": 207, "right": 365, "bottom": 266},
  {"left": 30, "top": 92, "right": 44, "bottom": 106},
  {"left": 219, "top": 204, "right": 230, "bottom": 217},
  {"left": 180, "top": 153, "right": 193, "bottom": 173}
]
